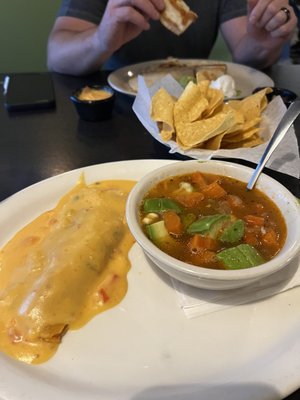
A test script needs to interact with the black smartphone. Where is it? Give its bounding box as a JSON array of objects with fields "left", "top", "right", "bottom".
[{"left": 4, "top": 72, "right": 56, "bottom": 111}]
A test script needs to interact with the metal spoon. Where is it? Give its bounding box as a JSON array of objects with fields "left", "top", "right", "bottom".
[{"left": 247, "top": 99, "right": 300, "bottom": 190}]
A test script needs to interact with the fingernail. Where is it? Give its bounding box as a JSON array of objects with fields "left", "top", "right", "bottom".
[{"left": 249, "top": 11, "right": 258, "bottom": 23}]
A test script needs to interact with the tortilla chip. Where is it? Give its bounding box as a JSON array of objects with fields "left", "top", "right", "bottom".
[
  {"left": 160, "top": 0, "right": 198, "bottom": 35},
  {"left": 196, "top": 79, "right": 211, "bottom": 94},
  {"left": 222, "top": 126, "right": 260, "bottom": 143},
  {"left": 203, "top": 132, "right": 228, "bottom": 150},
  {"left": 176, "top": 108, "right": 237, "bottom": 149},
  {"left": 196, "top": 64, "right": 227, "bottom": 82},
  {"left": 223, "top": 133, "right": 263, "bottom": 149},
  {"left": 174, "top": 81, "right": 209, "bottom": 123},
  {"left": 222, "top": 103, "right": 245, "bottom": 125},
  {"left": 203, "top": 86, "right": 225, "bottom": 117},
  {"left": 175, "top": 80, "right": 224, "bottom": 119},
  {"left": 227, "top": 87, "right": 271, "bottom": 121},
  {"left": 151, "top": 87, "right": 176, "bottom": 141},
  {"left": 203, "top": 105, "right": 245, "bottom": 149}
]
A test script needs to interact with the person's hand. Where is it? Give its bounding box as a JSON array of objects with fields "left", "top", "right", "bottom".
[
  {"left": 247, "top": 0, "right": 297, "bottom": 49},
  {"left": 96, "top": 0, "right": 165, "bottom": 55}
]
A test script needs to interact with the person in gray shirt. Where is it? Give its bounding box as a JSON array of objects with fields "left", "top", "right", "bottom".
[{"left": 47, "top": 0, "right": 297, "bottom": 75}]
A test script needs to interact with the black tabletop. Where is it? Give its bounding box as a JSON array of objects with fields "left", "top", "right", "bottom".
[
  {"left": 0, "top": 65, "right": 299, "bottom": 399},
  {"left": 0, "top": 67, "right": 299, "bottom": 202}
]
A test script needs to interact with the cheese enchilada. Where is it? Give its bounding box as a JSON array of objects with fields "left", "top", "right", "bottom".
[{"left": 0, "top": 177, "right": 135, "bottom": 364}]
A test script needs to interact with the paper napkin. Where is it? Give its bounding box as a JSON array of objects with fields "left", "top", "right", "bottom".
[{"left": 171, "top": 255, "right": 300, "bottom": 318}]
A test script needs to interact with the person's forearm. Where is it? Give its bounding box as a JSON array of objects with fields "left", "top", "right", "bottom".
[
  {"left": 47, "top": 28, "right": 112, "bottom": 76},
  {"left": 231, "top": 35, "right": 283, "bottom": 69}
]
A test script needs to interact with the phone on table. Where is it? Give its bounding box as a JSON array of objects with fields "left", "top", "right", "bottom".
[{"left": 4, "top": 72, "right": 56, "bottom": 111}]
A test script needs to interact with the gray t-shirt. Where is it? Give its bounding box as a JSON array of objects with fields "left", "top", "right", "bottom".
[{"left": 57, "top": 0, "right": 247, "bottom": 69}]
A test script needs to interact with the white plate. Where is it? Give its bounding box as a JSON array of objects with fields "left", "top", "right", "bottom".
[
  {"left": 1, "top": 159, "right": 300, "bottom": 400},
  {"left": 108, "top": 59, "right": 274, "bottom": 98}
]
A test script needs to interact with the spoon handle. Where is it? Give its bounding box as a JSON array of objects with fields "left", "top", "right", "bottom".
[{"left": 247, "top": 100, "right": 300, "bottom": 190}]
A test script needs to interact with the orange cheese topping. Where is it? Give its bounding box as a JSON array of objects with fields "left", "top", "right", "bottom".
[
  {"left": 78, "top": 87, "right": 112, "bottom": 101},
  {"left": 0, "top": 178, "right": 136, "bottom": 364}
]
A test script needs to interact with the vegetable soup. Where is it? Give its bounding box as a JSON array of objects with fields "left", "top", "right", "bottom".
[{"left": 139, "top": 172, "right": 287, "bottom": 270}]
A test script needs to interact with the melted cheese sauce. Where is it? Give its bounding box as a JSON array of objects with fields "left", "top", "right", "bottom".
[
  {"left": 0, "top": 178, "right": 136, "bottom": 364},
  {"left": 78, "top": 87, "right": 112, "bottom": 101}
]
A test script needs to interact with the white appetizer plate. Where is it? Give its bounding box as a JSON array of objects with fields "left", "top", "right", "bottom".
[{"left": 108, "top": 58, "right": 274, "bottom": 98}]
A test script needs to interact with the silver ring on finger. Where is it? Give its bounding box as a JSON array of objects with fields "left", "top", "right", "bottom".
[{"left": 280, "top": 7, "right": 291, "bottom": 24}]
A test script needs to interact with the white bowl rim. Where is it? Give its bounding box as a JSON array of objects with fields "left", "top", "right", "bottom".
[{"left": 126, "top": 160, "right": 300, "bottom": 282}]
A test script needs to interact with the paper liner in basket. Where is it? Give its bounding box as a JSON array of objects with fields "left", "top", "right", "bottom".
[{"left": 132, "top": 74, "right": 299, "bottom": 178}]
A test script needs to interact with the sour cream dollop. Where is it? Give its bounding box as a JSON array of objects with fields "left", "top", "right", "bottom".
[{"left": 210, "top": 74, "right": 236, "bottom": 98}]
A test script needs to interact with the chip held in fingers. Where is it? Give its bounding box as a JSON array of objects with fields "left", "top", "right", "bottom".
[
  {"left": 151, "top": 82, "right": 272, "bottom": 150},
  {"left": 160, "top": 0, "right": 198, "bottom": 35}
]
